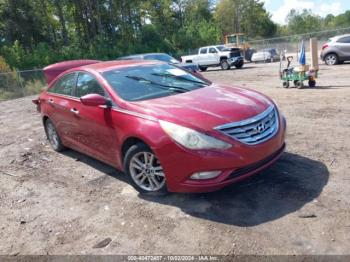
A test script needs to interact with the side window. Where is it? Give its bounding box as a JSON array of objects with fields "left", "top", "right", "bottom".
[
  {"left": 200, "top": 48, "right": 207, "bottom": 54},
  {"left": 337, "top": 37, "right": 350, "bottom": 43},
  {"left": 49, "top": 73, "right": 76, "bottom": 96},
  {"left": 209, "top": 47, "right": 217, "bottom": 54},
  {"left": 75, "top": 72, "right": 105, "bottom": 98}
]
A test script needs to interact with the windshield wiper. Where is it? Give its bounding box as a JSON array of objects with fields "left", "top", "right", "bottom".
[
  {"left": 151, "top": 73, "right": 209, "bottom": 86},
  {"left": 125, "top": 75, "right": 191, "bottom": 93}
]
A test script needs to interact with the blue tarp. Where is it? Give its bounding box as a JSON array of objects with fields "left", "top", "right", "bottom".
[{"left": 299, "top": 40, "right": 306, "bottom": 65}]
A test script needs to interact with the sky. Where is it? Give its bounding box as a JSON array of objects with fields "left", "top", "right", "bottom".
[{"left": 261, "top": 0, "right": 350, "bottom": 25}]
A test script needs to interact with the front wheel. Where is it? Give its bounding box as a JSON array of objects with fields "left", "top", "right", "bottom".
[
  {"left": 45, "top": 119, "right": 66, "bottom": 152},
  {"left": 220, "top": 59, "right": 230, "bottom": 70},
  {"left": 124, "top": 143, "right": 167, "bottom": 194},
  {"left": 282, "top": 81, "right": 289, "bottom": 88},
  {"left": 235, "top": 61, "right": 244, "bottom": 69},
  {"left": 199, "top": 66, "right": 207, "bottom": 72}
]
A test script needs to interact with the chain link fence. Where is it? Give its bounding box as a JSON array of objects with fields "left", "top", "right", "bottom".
[
  {"left": 1, "top": 27, "right": 350, "bottom": 101},
  {"left": 248, "top": 27, "right": 350, "bottom": 64},
  {"left": 0, "top": 69, "right": 46, "bottom": 101}
]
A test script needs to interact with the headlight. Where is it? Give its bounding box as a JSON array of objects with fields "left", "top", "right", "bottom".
[{"left": 159, "top": 120, "right": 232, "bottom": 150}]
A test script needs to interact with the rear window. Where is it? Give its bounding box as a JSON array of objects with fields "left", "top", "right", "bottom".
[
  {"left": 49, "top": 73, "right": 76, "bottom": 96},
  {"left": 102, "top": 64, "right": 209, "bottom": 101},
  {"left": 144, "top": 54, "right": 179, "bottom": 64},
  {"left": 337, "top": 36, "right": 350, "bottom": 43}
]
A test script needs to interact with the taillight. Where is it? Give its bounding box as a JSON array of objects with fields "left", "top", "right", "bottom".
[
  {"left": 32, "top": 98, "right": 41, "bottom": 112},
  {"left": 322, "top": 44, "right": 328, "bottom": 50}
]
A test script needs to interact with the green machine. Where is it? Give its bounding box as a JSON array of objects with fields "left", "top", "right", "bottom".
[{"left": 279, "top": 56, "right": 318, "bottom": 89}]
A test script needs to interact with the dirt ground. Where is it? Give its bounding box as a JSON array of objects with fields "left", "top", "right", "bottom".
[{"left": 0, "top": 61, "right": 349, "bottom": 255}]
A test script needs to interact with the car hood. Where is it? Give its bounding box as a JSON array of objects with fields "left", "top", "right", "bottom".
[{"left": 127, "top": 84, "right": 273, "bottom": 131}]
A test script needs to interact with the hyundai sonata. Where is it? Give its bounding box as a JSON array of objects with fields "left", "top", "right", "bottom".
[{"left": 33, "top": 60, "right": 286, "bottom": 193}]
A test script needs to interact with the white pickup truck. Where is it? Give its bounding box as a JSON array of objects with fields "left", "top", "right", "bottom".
[{"left": 181, "top": 45, "right": 244, "bottom": 71}]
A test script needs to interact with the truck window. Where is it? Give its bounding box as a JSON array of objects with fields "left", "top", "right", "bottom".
[
  {"left": 200, "top": 48, "right": 207, "bottom": 54},
  {"left": 209, "top": 48, "right": 217, "bottom": 54}
]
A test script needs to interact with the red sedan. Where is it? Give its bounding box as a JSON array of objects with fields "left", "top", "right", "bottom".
[{"left": 33, "top": 60, "right": 286, "bottom": 193}]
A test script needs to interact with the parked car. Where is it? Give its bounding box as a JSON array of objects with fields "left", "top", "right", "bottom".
[
  {"left": 321, "top": 34, "right": 350, "bottom": 65},
  {"left": 251, "top": 48, "right": 280, "bottom": 63},
  {"left": 33, "top": 59, "right": 286, "bottom": 193},
  {"left": 118, "top": 53, "right": 198, "bottom": 72},
  {"left": 181, "top": 45, "right": 244, "bottom": 71}
]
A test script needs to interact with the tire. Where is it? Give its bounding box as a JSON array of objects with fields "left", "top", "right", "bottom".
[
  {"left": 124, "top": 143, "right": 167, "bottom": 195},
  {"left": 308, "top": 80, "right": 316, "bottom": 87},
  {"left": 45, "top": 119, "right": 66, "bottom": 152},
  {"left": 295, "top": 80, "right": 304, "bottom": 89},
  {"left": 199, "top": 66, "right": 207, "bottom": 72},
  {"left": 324, "top": 53, "right": 339, "bottom": 65},
  {"left": 282, "top": 81, "right": 289, "bottom": 88},
  {"left": 235, "top": 61, "right": 244, "bottom": 69},
  {"left": 220, "top": 59, "right": 230, "bottom": 70}
]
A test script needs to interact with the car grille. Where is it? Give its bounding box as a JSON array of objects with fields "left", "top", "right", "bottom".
[
  {"left": 214, "top": 106, "right": 279, "bottom": 145},
  {"left": 230, "top": 50, "right": 241, "bottom": 58}
]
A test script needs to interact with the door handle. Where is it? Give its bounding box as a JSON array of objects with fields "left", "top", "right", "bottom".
[{"left": 70, "top": 108, "right": 79, "bottom": 115}]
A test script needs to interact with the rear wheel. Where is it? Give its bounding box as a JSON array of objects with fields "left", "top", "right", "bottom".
[
  {"left": 45, "top": 119, "right": 66, "bottom": 152},
  {"left": 220, "top": 59, "right": 230, "bottom": 70},
  {"left": 324, "top": 53, "right": 338, "bottom": 65},
  {"left": 199, "top": 66, "right": 207, "bottom": 72},
  {"left": 295, "top": 80, "right": 304, "bottom": 89},
  {"left": 308, "top": 80, "right": 316, "bottom": 87},
  {"left": 124, "top": 143, "right": 167, "bottom": 194}
]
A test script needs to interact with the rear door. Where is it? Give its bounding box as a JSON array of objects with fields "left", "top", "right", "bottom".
[
  {"left": 208, "top": 47, "right": 219, "bottom": 65},
  {"left": 197, "top": 47, "right": 209, "bottom": 65},
  {"left": 69, "top": 72, "right": 117, "bottom": 164},
  {"left": 45, "top": 73, "right": 78, "bottom": 145}
]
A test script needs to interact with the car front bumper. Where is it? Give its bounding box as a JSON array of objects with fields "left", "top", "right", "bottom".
[
  {"left": 229, "top": 56, "right": 244, "bottom": 66},
  {"left": 154, "top": 114, "right": 287, "bottom": 193}
]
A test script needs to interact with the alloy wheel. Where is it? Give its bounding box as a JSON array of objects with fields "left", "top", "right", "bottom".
[
  {"left": 129, "top": 151, "right": 165, "bottom": 192},
  {"left": 325, "top": 54, "right": 337, "bottom": 65},
  {"left": 46, "top": 122, "right": 60, "bottom": 150}
]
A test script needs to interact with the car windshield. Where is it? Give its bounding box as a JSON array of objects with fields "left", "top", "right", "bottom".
[
  {"left": 144, "top": 54, "right": 179, "bottom": 64},
  {"left": 216, "top": 45, "right": 230, "bottom": 51},
  {"left": 102, "top": 64, "right": 209, "bottom": 101}
]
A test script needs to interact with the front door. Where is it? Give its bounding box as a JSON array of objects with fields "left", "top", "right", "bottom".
[{"left": 69, "top": 72, "right": 118, "bottom": 164}]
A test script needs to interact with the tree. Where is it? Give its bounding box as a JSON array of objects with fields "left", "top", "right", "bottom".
[
  {"left": 214, "top": 0, "right": 276, "bottom": 39},
  {"left": 286, "top": 9, "right": 322, "bottom": 34}
]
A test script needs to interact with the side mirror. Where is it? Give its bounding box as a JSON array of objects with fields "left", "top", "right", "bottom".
[{"left": 80, "top": 94, "right": 109, "bottom": 107}]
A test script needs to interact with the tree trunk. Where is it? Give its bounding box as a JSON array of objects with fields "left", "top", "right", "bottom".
[{"left": 54, "top": 0, "right": 69, "bottom": 45}]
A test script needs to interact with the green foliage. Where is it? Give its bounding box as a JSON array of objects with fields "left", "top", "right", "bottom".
[
  {"left": 0, "top": 0, "right": 349, "bottom": 70},
  {"left": 286, "top": 9, "right": 323, "bottom": 34},
  {"left": 214, "top": 0, "right": 277, "bottom": 39},
  {"left": 0, "top": 56, "right": 22, "bottom": 100}
]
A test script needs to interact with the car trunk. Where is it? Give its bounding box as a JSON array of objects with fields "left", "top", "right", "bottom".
[{"left": 43, "top": 60, "right": 101, "bottom": 85}]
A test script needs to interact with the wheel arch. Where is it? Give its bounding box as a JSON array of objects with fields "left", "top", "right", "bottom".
[
  {"left": 324, "top": 52, "right": 339, "bottom": 59},
  {"left": 121, "top": 136, "right": 150, "bottom": 162},
  {"left": 220, "top": 56, "right": 228, "bottom": 61}
]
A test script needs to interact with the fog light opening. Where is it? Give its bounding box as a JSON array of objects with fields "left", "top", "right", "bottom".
[{"left": 190, "top": 171, "right": 222, "bottom": 180}]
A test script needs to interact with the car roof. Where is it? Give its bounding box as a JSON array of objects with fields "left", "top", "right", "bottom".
[
  {"left": 120, "top": 53, "right": 168, "bottom": 58},
  {"left": 332, "top": 34, "right": 350, "bottom": 40},
  {"left": 80, "top": 60, "right": 162, "bottom": 73}
]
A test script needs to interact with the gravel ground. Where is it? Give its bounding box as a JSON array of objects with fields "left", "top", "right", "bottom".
[{"left": 0, "top": 61, "right": 349, "bottom": 255}]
